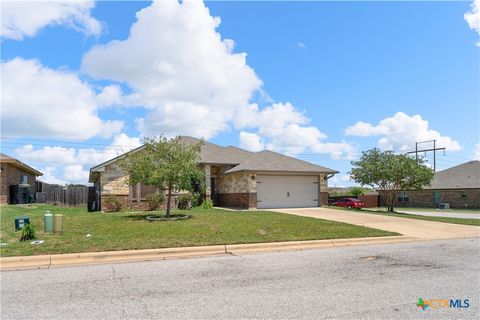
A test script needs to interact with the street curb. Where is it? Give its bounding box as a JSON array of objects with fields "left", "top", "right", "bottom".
[{"left": 1, "top": 235, "right": 416, "bottom": 271}]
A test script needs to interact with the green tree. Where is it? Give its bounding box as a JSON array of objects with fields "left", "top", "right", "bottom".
[
  {"left": 349, "top": 187, "right": 365, "bottom": 197},
  {"left": 120, "top": 136, "right": 204, "bottom": 217},
  {"left": 349, "top": 148, "right": 434, "bottom": 212}
]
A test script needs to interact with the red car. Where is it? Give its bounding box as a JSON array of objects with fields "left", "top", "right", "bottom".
[{"left": 332, "top": 198, "right": 365, "bottom": 209}]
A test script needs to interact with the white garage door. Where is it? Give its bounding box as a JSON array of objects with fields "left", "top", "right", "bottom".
[{"left": 257, "top": 175, "right": 319, "bottom": 209}]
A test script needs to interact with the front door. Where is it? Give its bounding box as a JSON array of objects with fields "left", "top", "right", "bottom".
[{"left": 210, "top": 177, "right": 216, "bottom": 205}]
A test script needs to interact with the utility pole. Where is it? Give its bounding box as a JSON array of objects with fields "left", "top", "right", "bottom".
[
  {"left": 415, "top": 142, "right": 418, "bottom": 162},
  {"left": 406, "top": 139, "right": 445, "bottom": 171}
]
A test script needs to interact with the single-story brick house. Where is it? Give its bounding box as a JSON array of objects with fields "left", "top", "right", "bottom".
[
  {"left": 389, "top": 160, "right": 480, "bottom": 209},
  {"left": 88, "top": 136, "right": 338, "bottom": 210},
  {"left": 0, "top": 153, "right": 43, "bottom": 204}
]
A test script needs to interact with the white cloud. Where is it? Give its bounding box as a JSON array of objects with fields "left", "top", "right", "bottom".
[
  {"left": 235, "top": 103, "right": 311, "bottom": 136},
  {"left": 465, "top": 0, "right": 480, "bottom": 46},
  {"left": 63, "top": 165, "right": 90, "bottom": 183},
  {"left": 96, "top": 85, "right": 124, "bottom": 108},
  {"left": 345, "top": 112, "right": 461, "bottom": 152},
  {"left": 110, "top": 133, "right": 142, "bottom": 150},
  {"left": 474, "top": 143, "right": 480, "bottom": 160},
  {"left": 98, "top": 120, "right": 125, "bottom": 139},
  {"left": 37, "top": 165, "right": 88, "bottom": 185},
  {"left": 80, "top": 0, "right": 353, "bottom": 157},
  {"left": 1, "top": 0, "right": 101, "bottom": 40},
  {"left": 236, "top": 103, "right": 356, "bottom": 158},
  {"left": 40, "top": 166, "right": 67, "bottom": 185},
  {"left": 82, "top": 0, "right": 262, "bottom": 139},
  {"left": 13, "top": 133, "right": 142, "bottom": 185},
  {"left": 239, "top": 132, "right": 264, "bottom": 152},
  {"left": 135, "top": 101, "right": 230, "bottom": 138},
  {"left": 297, "top": 42, "right": 307, "bottom": 50},
  {"left": 328, "top": 174, "right": 354, "bottom": 188},
  {"left": 14, "top": 145, "right": 77, "bottom": 166},
  {"left": 1, "top": 58, "right": 123, "bottom": 140}
]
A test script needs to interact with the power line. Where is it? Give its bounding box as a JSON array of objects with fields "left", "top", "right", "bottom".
[
  {"left": 442, "top": 154, "right": 475, "bottom": 161},
  {"left": 0, "top": 137, "right": 133, "bottom": 148},
  {"left": 0, "top": 141, "right": 134, "bottom": 151},
  {"left": 1, "top": 139, "right": 361, "bottom": 160},
  {"left": 0, "top": 146, "right": 126, "bottom": 156},
  {"left": 406, "top": 139, "right": 446, "bottom": 172}
]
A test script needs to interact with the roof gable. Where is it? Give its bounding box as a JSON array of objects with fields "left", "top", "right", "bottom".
[
  {"left": 89, "top": 136, "right": 337, "bottom": 181},
  {"left": 0, "top": 153, "right": 43, "bottom": 176}
]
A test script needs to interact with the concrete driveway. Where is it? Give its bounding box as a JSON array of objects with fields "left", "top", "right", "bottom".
[{"left": 273, "top": 207, "right": 480, "bottom": 240}]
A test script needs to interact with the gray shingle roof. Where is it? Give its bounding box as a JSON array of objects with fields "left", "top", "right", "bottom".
[
  {"left": 179, "top": 137, "right": 336, "bottom": 173},
  {"left": 179, "top": 136, "right": 253, "bottom": 165},
  {"left": 89, "top": 136, "right": 337, "bottom": 181},
  {"left": 428, "top": 161, "right": 479, "bottom": 189},
  {"left": 224, "top": 150, "right": 338, "bottom": 174},
  {"left": 0, "top": 152, "right": 43, "bottom": 176},
  {"left": 0, "top": 153, "right": 16, "bottom": 161}
]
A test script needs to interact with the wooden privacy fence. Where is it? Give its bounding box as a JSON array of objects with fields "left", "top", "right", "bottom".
[
  {"left": 359, "top": 194, "right": 379, "bottom": 208},
  {"left": 36, "top": 182, "right": 88, "bottom": 207}
]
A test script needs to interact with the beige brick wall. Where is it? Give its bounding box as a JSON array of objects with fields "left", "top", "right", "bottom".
[
  {"left": 0, "top": 164, "right": 37, "bottom": 204},
  {"left": 100, "top": 164, "right": 129, "bottom": 195},
  {"left": 394, "top": 189, "right": 480, "bottom": 208}
]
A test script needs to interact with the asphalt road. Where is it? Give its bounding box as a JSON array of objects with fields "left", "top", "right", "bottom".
[{"left": 1, "top": 238, "right": 479, "bottom": 320}]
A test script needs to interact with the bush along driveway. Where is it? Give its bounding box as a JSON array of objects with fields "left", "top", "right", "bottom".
[{"left": 0, "top": 205, "right": 398, "bottom": 257}]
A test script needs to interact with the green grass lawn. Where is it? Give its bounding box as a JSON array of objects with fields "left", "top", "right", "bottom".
[
  {"left": 325, "top": 206, "right": 480, "bottom": 226},
  {"left": 0, "top": 204, "right": 397, "bottom": 257}
]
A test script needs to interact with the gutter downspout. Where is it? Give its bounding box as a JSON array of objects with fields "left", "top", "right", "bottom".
[{"left": 326, "top": 173, "right": 336, "bottom": 180}]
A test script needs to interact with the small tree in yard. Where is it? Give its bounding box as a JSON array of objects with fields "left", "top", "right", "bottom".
[
  {"left": 120, "top": 136, "right": 204, "bottom": 217},
  {"left": 349, "top": 148, "right": 434, "bottom": 212},
  {"left": 349, "top": 187, "right": 365, "bottom": 197}
]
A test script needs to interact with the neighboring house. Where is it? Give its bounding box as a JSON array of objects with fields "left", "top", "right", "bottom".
[
  {"left": 89, "top": 136, "right": 338, "bottom": 210},
  {"left": 0, "top": 153, "right": 43, "bottom": 204},
  {"left": 390, "top": 160, "right": 480, "bottom": 209}
]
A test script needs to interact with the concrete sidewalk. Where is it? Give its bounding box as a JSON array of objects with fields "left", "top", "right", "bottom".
[
  {"left": 273, "top": 207, "right": 480, "bottom": 240},
  {"left": 397, "top": 209, "right": 480, "bottom": 219},
  {"left": 1, "top": 235, "right": 415, "bottom": 271}
]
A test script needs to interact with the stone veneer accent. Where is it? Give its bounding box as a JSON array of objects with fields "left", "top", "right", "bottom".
[
  {"left": 213, "top": 169, "right": 257, "bottom": 209},
  {"left": 215, "top": 172, "right": 255, "bottom": 194},
  {"left": 101, "top": 164, "right": 129, "bottom": 196}
]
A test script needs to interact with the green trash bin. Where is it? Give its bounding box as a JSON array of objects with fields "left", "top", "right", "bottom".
[{"left": 44, "top": 211, "right": 54, "bottom": 233}]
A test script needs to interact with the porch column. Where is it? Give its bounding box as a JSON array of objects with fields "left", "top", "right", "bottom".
[
  {"left": 204, "top": 165, "right": 211, "bottom": 200},
  {"left": 136, "top": 183, "right": 141, "bottom": 203}
]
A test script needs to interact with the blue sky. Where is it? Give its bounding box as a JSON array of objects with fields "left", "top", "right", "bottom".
[{"left": 1, "top": 0, "right": 479, "bottom": 187}]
